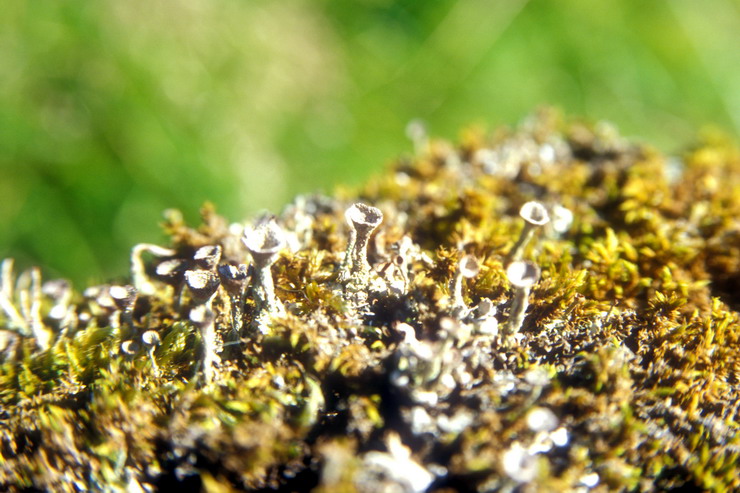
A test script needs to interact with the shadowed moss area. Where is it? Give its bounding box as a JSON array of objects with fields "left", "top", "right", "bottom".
[{"left": 1, "top": 112, "right": 739, "bottom": 492}]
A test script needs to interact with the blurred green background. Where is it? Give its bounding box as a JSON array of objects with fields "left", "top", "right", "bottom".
[{"left": 1, "top": 0, "right": 739, "bottom": 286}]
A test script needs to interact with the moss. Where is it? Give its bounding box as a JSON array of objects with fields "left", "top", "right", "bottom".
[{"left": 1, "top": 110, "right": 739, "bottom": 492}]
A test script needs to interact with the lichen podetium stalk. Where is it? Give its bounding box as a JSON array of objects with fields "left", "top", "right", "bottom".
[
  {"left": 243, "top": 219, "right": 286, "bottom": 331},
  {"left": 504, "top": 260, "right": 540, "bottom": 340},
  {"left": 507, "top": 201, "right": 550, "bottom": 262},
  {"left": 341, "top": 202, "right": 383, "bottom": 298}
]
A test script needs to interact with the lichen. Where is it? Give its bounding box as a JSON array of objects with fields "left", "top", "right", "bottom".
[{"left": 1, "top": 110, "right": 738, "bottom": 492}]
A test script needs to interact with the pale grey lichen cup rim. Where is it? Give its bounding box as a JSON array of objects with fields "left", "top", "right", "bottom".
[{"left": 506, "top": 260, "right": 541, "bottom": 288}]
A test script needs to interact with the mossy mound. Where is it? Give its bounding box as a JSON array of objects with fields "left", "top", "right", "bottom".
[{"left": 1, "top": 111, "right": 739, "bottom": 492}]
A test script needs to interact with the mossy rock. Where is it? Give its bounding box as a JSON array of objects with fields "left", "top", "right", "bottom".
[{"left": 1, "top": 110, "right": 738, "bottom": 492}]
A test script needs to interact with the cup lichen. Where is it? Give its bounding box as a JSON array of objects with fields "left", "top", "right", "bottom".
[{"left": 242, "top": 219, "right": 287, "bottom": 332}]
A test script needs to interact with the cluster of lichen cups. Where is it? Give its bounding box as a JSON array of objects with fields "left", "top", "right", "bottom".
[
  {"left": 0, "top": 197, "right": 514, "bottom": 390},
  {"left": 1, "top": 192, "right": 564, "bottom": 388},
  {"left": 165, "top": 199, "right": 559, "bottom": 379}
]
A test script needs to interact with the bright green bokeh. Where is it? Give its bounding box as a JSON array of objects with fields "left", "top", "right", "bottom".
[{"left": 1, "top": 0, "right": 738, "bottom": 285}]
